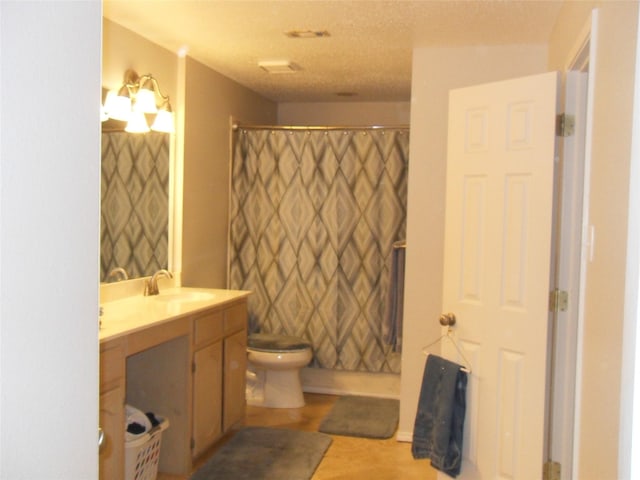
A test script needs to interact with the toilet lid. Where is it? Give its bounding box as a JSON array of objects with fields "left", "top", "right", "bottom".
[{"left": 248, "top": 333, "right": 311, "bottom": 352}]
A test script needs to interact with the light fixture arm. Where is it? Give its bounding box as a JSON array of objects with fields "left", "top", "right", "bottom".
[
  {"left": 134, "top": 72, "right": 171, "bottom": 105},
  {"left": 103, "top": 69, "right": 174, "bottom": 133},
  {"left": 121, "top": 69, "right": 140, "bottom": 96}
]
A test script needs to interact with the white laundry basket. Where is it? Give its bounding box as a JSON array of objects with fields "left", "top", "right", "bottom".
[{"left": 124, "top": 417, "right": 169, "bottom": 480}]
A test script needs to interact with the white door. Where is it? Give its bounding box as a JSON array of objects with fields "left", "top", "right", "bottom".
[{"left": 441, "top": 72, "right": 558, "bottom": 479}]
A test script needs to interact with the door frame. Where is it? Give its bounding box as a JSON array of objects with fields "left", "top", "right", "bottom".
[
  {"left": 619, "top": 5, "right": 640, "bottom": 478},
  {"left": 549, "top": 13, "right": 595, "bottom": 480}
]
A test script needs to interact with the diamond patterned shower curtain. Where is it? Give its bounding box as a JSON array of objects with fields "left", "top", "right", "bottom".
[{"left": 229, "top": 128, "right": 409, "bottom": 373}]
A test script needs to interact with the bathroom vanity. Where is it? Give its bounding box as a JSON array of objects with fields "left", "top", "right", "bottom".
[{"left": 98, "top": 287, "right": 250, "bottom": 478}]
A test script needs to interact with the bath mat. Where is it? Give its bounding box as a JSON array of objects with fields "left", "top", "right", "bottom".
[
  {"left": 190, "top": 426, "right": 332, "bottom": 480},
  {"left": 318, "top": 395, "right": 400, "bottom": 439}
]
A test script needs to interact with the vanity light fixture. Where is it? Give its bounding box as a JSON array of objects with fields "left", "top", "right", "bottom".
[{"left": 102, "top": 69, "right": 174, "bottom": 134}]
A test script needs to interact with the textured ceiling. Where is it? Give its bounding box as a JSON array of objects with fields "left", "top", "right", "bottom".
[{"left": 103, "top": 0, "right": 565, "bottom": 103}]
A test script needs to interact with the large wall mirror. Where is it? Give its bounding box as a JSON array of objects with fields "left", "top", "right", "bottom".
[{"left": 100, "top": 129, "right": 170, "bottom": 283}]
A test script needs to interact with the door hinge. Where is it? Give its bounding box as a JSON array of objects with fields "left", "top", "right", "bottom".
[
  {"left": 192, "top": 361, "right": 196, "bottom": 373},
  {"left": 543, "top": 460, "right": 561, "bottom": 480},
  {"left": 549, "top": 289, "right": 569, "bottom": 313},
  {"left": 190, "top": 437, "right": 195, "bottom": 450},
  {"left": 556, "top": 113, "right": 575, "bottom": 137}
]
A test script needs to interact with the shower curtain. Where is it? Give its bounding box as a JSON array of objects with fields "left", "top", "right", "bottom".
[{"left": 229, "top": 127, "right": 409, "bottom": 373}]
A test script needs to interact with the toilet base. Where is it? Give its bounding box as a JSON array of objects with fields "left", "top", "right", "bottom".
[
  {"left": 263, "top": 369, "right": 305, "bottom": 408},
  {"left": 246, "top": 367, "right": 306, "bottom": 408}
]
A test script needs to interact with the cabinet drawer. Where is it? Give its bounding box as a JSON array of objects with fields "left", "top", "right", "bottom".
[
  {"left": 224, "top": 302, "right": 247, "bottom": 334},
  {"left": 100, "top": 341, "right": 124, "bottom": 391},
  {"left": 194, "top": 310, "right": 224, "bottom": 346}
]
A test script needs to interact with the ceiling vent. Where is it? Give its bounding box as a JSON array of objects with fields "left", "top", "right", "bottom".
[
  {"left": 258, "top": 60, "right": 301, "bottom": 74},
  {"left": 285, "top": 30, "right": 330, "bottom": 39}
]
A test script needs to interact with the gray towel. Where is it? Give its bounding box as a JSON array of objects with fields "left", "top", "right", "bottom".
[
  {"left": 383, "top": 241, "right": 405, "bottom": 352},
  {"left": 412, "top": 354, "right": 467, "bottom": 477}
]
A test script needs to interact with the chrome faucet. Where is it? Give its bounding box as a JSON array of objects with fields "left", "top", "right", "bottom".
[{"left": 145, "top": 269, "right": 173, "bottom": 296}]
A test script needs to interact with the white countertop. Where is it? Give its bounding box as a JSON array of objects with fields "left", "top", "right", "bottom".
[{"left": 99, "top": 287, "right": 250, "bottom": 343}]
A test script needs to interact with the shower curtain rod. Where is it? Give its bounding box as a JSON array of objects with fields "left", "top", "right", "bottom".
[{"left": 232, "top": 123, "right": 409, "bottom": 131}]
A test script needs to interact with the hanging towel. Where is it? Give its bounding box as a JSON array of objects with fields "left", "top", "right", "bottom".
[
  {"left": 412, "top": 354, "right": 467, "bottom": 478},
  {"left": 383, "top": 241, "right": 406, "bottom": 352}
]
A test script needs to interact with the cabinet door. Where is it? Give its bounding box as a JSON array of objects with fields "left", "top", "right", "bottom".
[
  {"left": 192, "top": 341, "right": 223, "bottom": 459},
  {"left": 223, "top": 330, "right": 247, "bottom": 431},
  {"left": 100, "top": 340, "right": 124, "bottom": 479},
  {"left": 99, "top": 386, "right": 124, "bottom": 479}
]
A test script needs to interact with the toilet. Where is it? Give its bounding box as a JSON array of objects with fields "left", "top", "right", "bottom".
[{"left": 246, "top": 333, "right": 312, "bottom": 408}]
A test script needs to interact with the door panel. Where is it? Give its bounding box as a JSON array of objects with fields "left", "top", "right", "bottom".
[
  {"left": 192, "top": 341, "right": 223, "bottom": 458},
  {"left": 442, "top": 72, "right": 558, "bottom": 479},
  {"left": 223, "top": 329, "right": 247, "bottom": 431}
]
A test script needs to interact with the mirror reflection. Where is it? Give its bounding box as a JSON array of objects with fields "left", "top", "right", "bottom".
[{"left": 100, "top": 130, "right": 169, "bottom": 282}]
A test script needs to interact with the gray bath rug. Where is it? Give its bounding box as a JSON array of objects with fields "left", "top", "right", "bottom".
[
  {"left": 190, "top": 426, "right": 332, "bottom": 480},
  {"left": 318, "top": 395, "right": 400, "bottom": 439}
]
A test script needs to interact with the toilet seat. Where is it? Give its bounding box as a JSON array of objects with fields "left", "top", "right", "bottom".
[{"left": 248, "top": 333, "right": 311, "bottom": 353}]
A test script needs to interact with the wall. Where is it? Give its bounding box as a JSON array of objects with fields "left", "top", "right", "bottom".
[
  {"left": 278, "top": 101, "right": 410, "bottom": 125},
  {"left": 548, "top": 2, "right": 639, "bottom": 478},
  {"left": 400, "top": 4, "right": 639, "bottom": 476},
  {"left": 398, "top": 44, "right": 548, "bottom": 440},
  {"left": 0, "top": 1, "right": 100, "bottom": 477},
  {"left": 102, "top": 20, "right": 277, "bottom": 290},
  {"left": 181, "top": 57, "right": 276, "bottom": 288},
  {"left": 103, "top": 19, "right": 177, "bottom": 105},
  {"left": 624, "top": 11, "right": 640, "bottom": 476}
]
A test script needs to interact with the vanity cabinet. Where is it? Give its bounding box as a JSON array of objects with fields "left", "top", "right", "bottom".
[
  {"left": 99, "top": 289, "right": 249, "bottom": 478},
  {"left": 99, "top": 339, "right": 125, "bottom": 480}
]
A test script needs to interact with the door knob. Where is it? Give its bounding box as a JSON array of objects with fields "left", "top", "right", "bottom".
[{"left": 439, "top": 312, "right": 456, "bottom": 327}]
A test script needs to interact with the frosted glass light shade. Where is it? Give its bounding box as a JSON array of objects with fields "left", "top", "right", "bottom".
[
  {"left": 134, "top": 88, "right": 158, "bottom": 114},
  {"left": 105, "top": 92, "right": 132, "bottom": 122},
  {"left": 125, "top": 110, "right": 150, "bottom": 133},
  {"left": 150, "top": 109, "right": 174, "bottom": 133}
]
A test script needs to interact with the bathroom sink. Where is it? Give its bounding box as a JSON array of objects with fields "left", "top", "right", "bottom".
[{"left": 151, "top": 291, "right": 216, "bottom": 303}]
